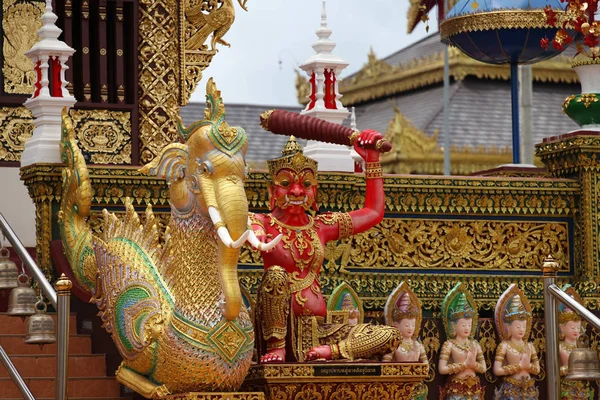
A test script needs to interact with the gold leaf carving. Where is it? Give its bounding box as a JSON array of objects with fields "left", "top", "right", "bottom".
[
  {"left": 2, "top": 0, "right": 44, "bottom": 94},
  {"left": 343, "top": 219, "right": 569, "bottom": 272},
  {"left": 68, "top": 109, "right": 132, "bottom": 164},
  {"left": 0, "top": 106, "right": 34, "bottom": 161},
  {"left": 138, "top": 0, "right": 180, "bottom": 163}
]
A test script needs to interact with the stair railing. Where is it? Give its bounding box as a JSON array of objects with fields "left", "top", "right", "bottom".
[
  {"left": 0, "top": 345, "right": 35, "bottom": 400},
  {"left": 0, "top": 212, "right": 71, "bottom": 400},
  {"left": 541, "top": 256, "right": 600, "bottom": 400}
]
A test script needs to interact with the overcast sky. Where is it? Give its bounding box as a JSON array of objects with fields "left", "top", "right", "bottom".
[{"left": 188, "top": 0, "right": 437, "bottom": 107}]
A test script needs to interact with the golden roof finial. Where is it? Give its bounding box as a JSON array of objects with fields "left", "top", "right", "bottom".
[{"left": 281, "top": 136, "right": 303, "bottom": 157}]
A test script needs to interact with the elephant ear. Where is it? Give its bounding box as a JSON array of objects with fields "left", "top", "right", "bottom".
[{"left": 139, "top": 143, "right": 189, "bottom": 182}]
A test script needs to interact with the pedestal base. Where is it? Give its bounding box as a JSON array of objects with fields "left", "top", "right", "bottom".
[
  {"left": 243, "top": 362, "right": 428, "bottom": 400},
  {"left": 160, "top": 392, "right": 265, "bottom": 400}
]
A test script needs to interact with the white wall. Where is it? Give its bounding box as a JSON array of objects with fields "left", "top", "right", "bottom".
[{"left": 0, "top": 167, "right": 36, "bottom": 247}]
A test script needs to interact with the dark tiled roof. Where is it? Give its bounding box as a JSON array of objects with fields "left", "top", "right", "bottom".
[
  {"left": 354, "top": 84, "right": 447, "bottom": 134},
  {"left": 180, "top": 103, "right": 304, "bottom": 164},
  {"left": 353, "top": 77, "right": 580, "bottom": 150},
  {"left": 382, "top": 34, "right": 445, "bottom": 67},
  {"left": 425, "top": 78, "right": 579, "bottom": 149}
]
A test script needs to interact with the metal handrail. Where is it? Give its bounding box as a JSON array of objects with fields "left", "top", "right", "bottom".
[
  {"left": 0, "top": 212, "right": 71, "bottom": 400},
  {"left": 541, "top": 256, "right": 600, "bottom": 400},
  {"left": 0, "top": 345, "right": 35, "bottom": 400},
  {"left": 548, "top": 284, "right": 600, "bottom": 331},
  {"left": 0, "top": 213, "right": 56, "bottom": 307}
]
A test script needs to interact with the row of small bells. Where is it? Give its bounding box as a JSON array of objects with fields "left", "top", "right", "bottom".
[{"left": 0, "top": 246, "right": 56, "bottom": 345}]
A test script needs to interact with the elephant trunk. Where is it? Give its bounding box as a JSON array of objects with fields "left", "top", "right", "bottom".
[{"left": 213, "top": 176, "right": 249, "bottom": 321}]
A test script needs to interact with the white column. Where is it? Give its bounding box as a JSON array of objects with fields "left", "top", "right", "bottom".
[{"left": 21, "top": 96, "right": 76, "bottom": 166}]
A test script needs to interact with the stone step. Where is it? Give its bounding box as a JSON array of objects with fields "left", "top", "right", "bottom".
[
  {"left": 0, "top": 377, "right": 122, "bottom": 398},
  {"left": 0, "top": 334, "right": 91, "bottom": 355},
  {"left": 0, "top": 313, "right": 78, "bottom": 335},
  {"left": 0, "top": 354, "right": 106, "bottom": 378}
]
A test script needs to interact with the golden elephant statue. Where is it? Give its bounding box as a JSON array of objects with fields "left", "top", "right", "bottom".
[{"left": 58, "top": 79, "right": 275, "bottom": 398}]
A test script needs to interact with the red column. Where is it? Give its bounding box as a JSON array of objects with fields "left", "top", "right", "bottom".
[
  {"left": 33, "top": 61, "right": 42, "bottom": 98},
  {"left": 50, "top": 57, "right": 63, "bottom": 97},
  {"left": 307, "top": 71, "right": 316, "bottom": 110}
]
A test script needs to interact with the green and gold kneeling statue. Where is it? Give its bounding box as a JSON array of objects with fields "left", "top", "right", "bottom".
[
  {"left": 493, "top": 284, "right": 540, "bottom": 400},
  {"left": 250, "top": 134, "right": 401, "bottom": 363},
  {"left": 438, "top": 283, "right": 486, "bottom": 400}
]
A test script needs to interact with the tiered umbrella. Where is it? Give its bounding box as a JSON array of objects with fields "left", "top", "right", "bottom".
[{"left": 440, "top": 0, "right": 569, "bottom": 163}]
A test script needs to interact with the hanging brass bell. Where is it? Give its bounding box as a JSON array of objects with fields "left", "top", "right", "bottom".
[
  {"left": 565, "top": 346, "right": 600, "bottom": 381},
  {"left": 7, "top": 274, "right": 37, "bottom": 317},
  {"left": 24, "top": 300, "right": 56, "bottom": 345},
  {"left": 0, "top": 247, "right": 18, "bottom": 289}
]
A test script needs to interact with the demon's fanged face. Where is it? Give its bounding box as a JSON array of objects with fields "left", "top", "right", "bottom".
[{"left": 270, "top": 168, "right": 318, "bottom": 213}]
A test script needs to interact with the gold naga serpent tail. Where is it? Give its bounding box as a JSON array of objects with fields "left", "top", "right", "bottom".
[{"left": 58, "top": 108, "right": 97, "bottom": 293}]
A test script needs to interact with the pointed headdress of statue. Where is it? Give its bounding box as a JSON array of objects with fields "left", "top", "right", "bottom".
[
  {"left": 558, "top": 284, "right": 583, "bottom": 325},
  {"left": 442, "top": 283, "right": 478, "bottom": 339},
  {"left": 495, "top": 284, "right": 533, "bottom": 341},
  {"left": 266, "top": 136, "right": 318, "bottom": 180},
  {"left": 384, "top": 282, "right": 422, "bottom": 340}
]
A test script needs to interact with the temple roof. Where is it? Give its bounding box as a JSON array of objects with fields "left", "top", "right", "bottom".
[
  {"left": 354, "top": 77, "right": 579, "bottom": 151},
  {"left": 180, "top": 103, "right": 303, "bottom": 167},
  {"left": 337, "top": 32, "right": 577, "bottom": 106}
]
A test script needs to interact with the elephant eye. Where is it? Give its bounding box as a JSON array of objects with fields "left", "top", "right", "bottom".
[{"left": 197, "top": 159, "right": 214, "bottom": 176}]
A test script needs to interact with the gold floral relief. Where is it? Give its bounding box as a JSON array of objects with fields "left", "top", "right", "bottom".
[
  {"left": 340, "top": 219, "right": 569, "bottom": 272},
  {"left": 68, "top": 109, "right": 132, "bottom": 164},
  {"left": 2, "top": 0, "right": 44, "bottom": 94},
  {"left": 138, "top": 0, "right": 180, "bottom": 163},
  {"left": 0, "top": 106, "right": 34, "bottom": 161}
]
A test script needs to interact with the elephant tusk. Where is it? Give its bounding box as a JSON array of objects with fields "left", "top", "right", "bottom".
[
  {"left": 246, "top": 223, "right": 282, "bottom": 252},
  {"left": 209, "top": 207, "right": 250, "bottom": 249}
]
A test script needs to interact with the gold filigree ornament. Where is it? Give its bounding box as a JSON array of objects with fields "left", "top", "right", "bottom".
[
  {"left": 385, "top": 281, "right": 423, "bottom": 341},
  {"left": 577, "top": 93, "right": 599, "bottom": 108},
  {"left": 138, "top": 0, "right": 180, "bottom": 163},
  {"left": 68, "top": 109, "right": 132, "bottom": 164},
  {"left": 494, "top": 284, "right": 533, "bottom": 342},
  {"left": 267, "top": 137, "right": 318, "bottom": 180},
  {"left": 179, "top": 0, "right": 248, "bottom": 105},
  {"left": 0, "top": 107, "right": 33, "bottom": 161},
  {"left": 2, "top": 0, "right": 44, "bottom": 94},
  {"left": 563, "top": 94, "right": 577, "bottom": 112},
  {"left": 440, "top": 10, "right": 568, "bottom": 40}
]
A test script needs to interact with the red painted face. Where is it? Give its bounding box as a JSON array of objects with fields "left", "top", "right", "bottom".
[{"left": 269, "top": 169, "right": 318, "bottom": 213}]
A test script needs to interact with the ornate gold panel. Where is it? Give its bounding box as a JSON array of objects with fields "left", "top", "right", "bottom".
[
  {"left": 343, "top": 218, "right": 569, "bottom": 272},
  {"left": 161, "top": 394, "right": 264, "bottom": 400},
  {"left": 179, "top": 0, "right": 219, "bottom": 106},
  {"left": 0, "top": 106, "right": 33, "bottom": 161},
  {"left": 138, "top": 0, "right": 180, "bottom": 163},
  {"left": 68, "top": 109, "right": 132, "bottom": 164},
  {"left": 2, "top": 0, "right": 44, "bottom": 94}
]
